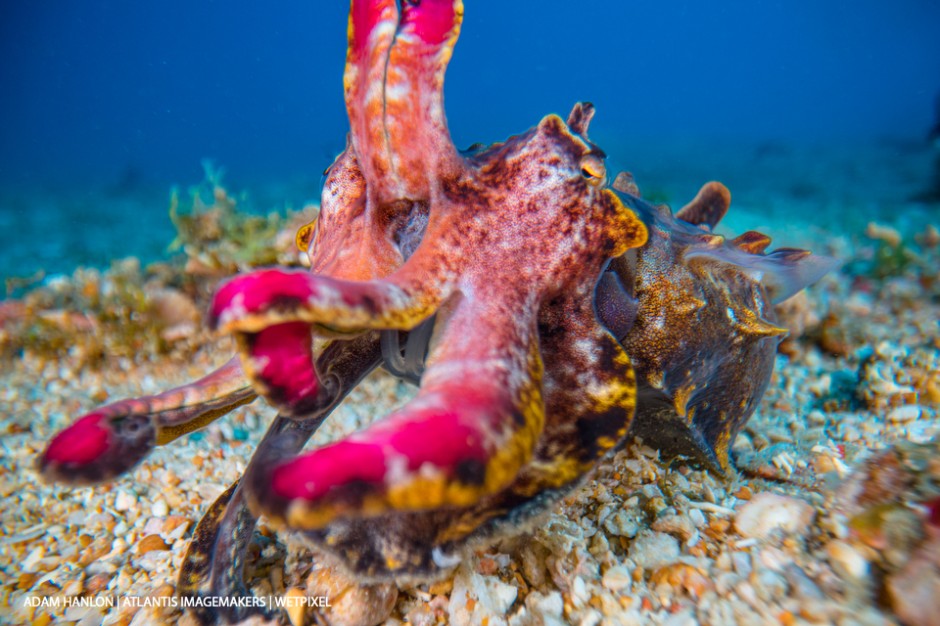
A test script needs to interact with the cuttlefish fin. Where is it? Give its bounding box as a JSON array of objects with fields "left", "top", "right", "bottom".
[
  {"left": 731, "top": 230, "right": 773, "bottom": 255},
  {"left": 685, "top": 243, "right": 840, "bottom": 304},
  {"left": 676, "top": 181, "right": 731, "bottom": 230},
  {"left": 612, "top": 171, "right": 641, "bottom": 197},
  {"left": 759, "top": 247, "right": 840, "bottom": 303}
]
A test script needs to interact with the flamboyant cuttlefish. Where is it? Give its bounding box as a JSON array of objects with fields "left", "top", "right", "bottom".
[{"left": 38, "top": 0, "right": 834, "bottom": 622}]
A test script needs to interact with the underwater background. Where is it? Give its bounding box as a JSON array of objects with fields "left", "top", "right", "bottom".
[
  {"left": 3, "top": 3, "right": 940, "bottom": 625},
  {"left": 1, "top": 0, "right": 939, "bottom": 284}
]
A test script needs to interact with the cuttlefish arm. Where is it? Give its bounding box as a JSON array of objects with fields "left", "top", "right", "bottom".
[
  {"left": 247, "top": 288, "right": 549, "bottom": 530},
  {"left": 178, "top": 333, "right": 382, "bottom": 624},
  {"left": 345, "top": 0, "right": 464, "bottom": 202},
  {"left": 38, "top": 357, "right": 255, "bottom": 484}
]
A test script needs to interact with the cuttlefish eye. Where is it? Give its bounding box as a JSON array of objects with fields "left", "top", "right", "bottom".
[
  {"left": 579, "top": 153, "right": 607, "bottom": 187},
  {"left": 295, "top": 221, "right": 317, "bottom": 255}
]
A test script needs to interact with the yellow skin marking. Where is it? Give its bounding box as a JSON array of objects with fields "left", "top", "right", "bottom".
[
  {"left": 295, "top": 220, "right": 317, "bottom": 253},
  {"left": 154, "top": 396, "right": 255, "bottom": 446},
  {"left": 672, "top": 384, "right": 696, "bottom": 421}
]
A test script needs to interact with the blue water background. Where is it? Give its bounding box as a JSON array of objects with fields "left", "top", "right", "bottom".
[{"left": 1, "top": 1, "right": 939, "bottom": 283}]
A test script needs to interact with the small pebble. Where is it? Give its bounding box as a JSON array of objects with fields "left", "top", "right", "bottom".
[
  {"left": 284, "top": 587, "right": 306, "bottom": 626},
  {"left": 827, "top": 540, "right": 869, "bottom": 579},
  {"left": 602, "top": 565, "right": 632, "bottom": 592},
  {"left": 307, "top": 565, "right": 397, "bottom": 626},
  {"left": 137, "top": 534, "right": 169, "bottom": 554},
  {"left": 887, "top": 405, "right": 921, "bottom": 423},
  {"left": 447, "top": 563, "right": 517, "bottom": 625},
  {"left": 603, "top": 509, "right": 639, "bottom": 538},
  {"left": 85, "top": 573, "right": 111, "bottom": 594},
  {"left": 652, "top": 512, "right": 696, "bottom": 541},
  {"left": 142, "top": 518, "right": 165, "bottom": 536},
  {"left": 114, "top": 489, "right": 137, "bottom": 512},
  {"left": 628, "top": 530, "right": 681, "bottom": 571},
  {"left": 734, "top": 492, "right": 815, "bottom": 539},
  {"left": 526, "top": 591, "right": 564, "bottom": 617},
  {"left": 22, "top": 546, "right": 44, "bottom": 573},
  {"left": 663, "top": 610, "right": 697, "bottom": 626},
  {"left": 570, "top": 576, "right": 590, "bottom": 607},
  {"left": 61, "top": 578, "right": 83, "bottom": 596},
  {"left": 732, "top": 552, "right": 752, "bottom": 577},
  {"left": 151, "top": 499, "right": 169, "bottom": 517},
  {"left": 783, "top": 564, "right": 824, "bottom": 600}
]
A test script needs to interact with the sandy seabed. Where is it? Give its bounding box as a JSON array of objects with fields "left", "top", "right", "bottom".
[{"left": 1, "top": 139, "right": 939, "bottom": 625}]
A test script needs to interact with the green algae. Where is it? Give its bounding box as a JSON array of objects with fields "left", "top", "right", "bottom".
[
  {"left": 0, "top": 162, "right": 314, "bottom": 367},
  {"left": 168, "top": 160, "right": 304, "bottom": 274},
  {"left": 844, "top": 222, "right": 939, "bottom": 298},
  {"left": 1, "top": 260, "right": 177, "bottom": 366}
]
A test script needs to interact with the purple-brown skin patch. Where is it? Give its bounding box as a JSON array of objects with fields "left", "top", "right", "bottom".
[{"left": 43, "top": 412, "right": 110, "bottom": 465}]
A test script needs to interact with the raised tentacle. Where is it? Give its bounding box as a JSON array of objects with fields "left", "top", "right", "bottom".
[
  {"left": 382, "top": 0, "right": 464, "bottom": 195},
  {"left": 212, "top": 0, "right": 465, "bottom": 419},
  {"left": 345, "top": 0, "right": 399, "bottom": 191},
  {"left": 38, "top": 357, "right": 254, "bottom": 484},
  {"left": 346, "top": 0, "right": 464, "bottom": 204}
]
